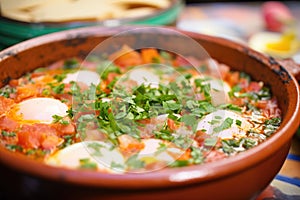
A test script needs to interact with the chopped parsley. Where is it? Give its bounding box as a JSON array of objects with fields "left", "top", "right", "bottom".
[
  {"left": 154, "top": 129, "right": 174, "bottom": 141},
  {"left": 52, "top": 115, "right": 70, "bottom": 125},
  {"left": 204, "top": 137, "right": 218, "bottom": 147},
  {"left": 25, "top": 149, "right": 51, "bottom": 157},
  {"left": 213, "top": 117, "right": 234, "bottom": 133},
  {"left": 181, "top": 114, "right": 197, "bottom": 127},
  {"left": 5, "top": 144, "right": 23, "bottom": 152},
  {"left": 87, "top": 142, "right": 105, "bottom": 157},
  {"left": 228, "top": 85, "right": 241, "bottom": 98},
  {"left": 154, "top": 143, "right": 168, "bottom": 156},
  {"left": 221, "top": 137, "right": 258, "bottom": 154},
  {"left": 58, "top": 134, "right": 76, "bottom": 149},
  {"left": 110, "top": 161, "right": 125, "bottom": 171},
  {"left": 194, "top": 78, "right": 211, "bottom": 101},
  {"left": 236, "top": 119, "right": 242, "bottom": 126},
  {"left": 1, "top": 130, "right": 16, "bottom": 137},
  {"left": 264, "top": 117, "right": 281, "bottom": 136},
  {"left": 190, "top": 147, "right": 204, "bottom": 164},
  {"left": 0, "top": 85, "right": 16, "bottom": 98},
  {"left": 63, "top": 58, "right": 79, "bottom": 69},
  {"left": 218, "top": 103, "right": 242, "bottom": 112},
  {"left": 52, "top": 83, "right": 65, "bottom": 94},
  {"left": 54, "top": 74, "right": 67, "bottom": 82},
  {"left": 100, "top": 64, "right": 121, "bottom": 80},
  {"left": 78, "top": 158, "right": 98, "bottom": 170},
  {"left": 125, "top": 154, "right": 145, "bottom": 170},
  {"left": 169, "top": 159, "right": 190, "bottom": 167},
  {"left": 42, "top": 88, "right": 51, "bottom": 96}
]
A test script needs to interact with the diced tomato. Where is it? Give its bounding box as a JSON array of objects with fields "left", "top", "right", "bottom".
[
  {"left": 17, "top": 124, "right": 60, "bottom": 150},
  {"left": 231, "top": 97, "right": 247, "bottom": 107},
  {"left": 225, "top": 71, "right": 240, "bottom": 87},
  {"left": 218, "top": 64, "right": 230, "bottom": 79},
  {"left": 0, "top": 96, "right": 15, "bottom": 115},
  {"left": 99, "top": 80, "right": 110, "bottom": 94},
  {"left": 173, "top": 55, "right": 198, "bottom": 67},
  {"left": 255, "top": 100, "right": 268, "bottom": 109},
  {"left": 109, "top": 45, "right": 142, "bottom": 68},
  {"left": 261, "top": 98, "right": 281, "bottom": 118},
  {"left": 238, "top": 78, "right": 249, "bottom": 90},
  {"left": 84, "top": 129, "right": 107, "bottom": 141},
  {"left": 15, "top": 85, "right": 38, "bottom": 102},
  {"left": 141, "top": 48, "right": 160, "bottom": 64},
  {"left": 30, "top": 72, "right": 46, "bottom": 78},
  {"left": 52, "top": 123, "right": 76, "bottom": 136},
  {"left": 245, "top": 82, "right": 262, "bottom": 92},
  {"left": 114, "top": 51, "right": 142, "bottom": 68},
  {"left": 137, "top": 119, "right": 151, "bottom": 124},
  {"left": 195, "top": 130, "right": 209, "bottom": 146},
  {"left": 177, "top": 149, "right": 191, "bottom": 161},
  {"left": 167, "top": 119, "right": 180, "bottom": 131},
  {"left": 107, "top": 72, "right": 119, "bottom": 83},
  {"left": 53, "top": 93, "right": 72, "bottom": 106},
  {"left": 9, "top": 79, "right": 19, "bottom": 87},
  {"left": 0, "top": 116, "right": 18, "bottom": 132},
  {"left": 81, "top": 60, "right": 97, "bottom": 70},
  {"left": 18, "top": 130, "right": 40, "bottom": 149},
  {"left": 41, "top": 135, "right": 63, "bottom": 150},
  {"left": 118, "top": 134, "right": 144, "bottom": 155},
  {"left": 137, "top": 119, "right": 156, "bottom": 139}
]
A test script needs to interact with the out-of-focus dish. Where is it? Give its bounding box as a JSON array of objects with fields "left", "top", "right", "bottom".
[
  {"left": 0, "top": 0, "right": 183, "bottom": 48},
  {"left": 1, "top": 0, "right": 172, "bottom": 22},
  {"left": 248, "top": 31, "right": 300, "bottom": 61}
]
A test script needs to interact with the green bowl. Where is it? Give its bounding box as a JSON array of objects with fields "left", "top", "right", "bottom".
[{"left": 0, "top": 0, "right": 183, "bottom": 49}]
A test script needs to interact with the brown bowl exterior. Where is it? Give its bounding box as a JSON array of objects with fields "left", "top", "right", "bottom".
[{"left": 0, "top": 26, "right": 299, "bottom": 200}]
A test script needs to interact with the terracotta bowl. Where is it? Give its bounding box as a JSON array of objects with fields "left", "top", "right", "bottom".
[{"left": 0, "top": 26, "right": 299, "bottom": 200}]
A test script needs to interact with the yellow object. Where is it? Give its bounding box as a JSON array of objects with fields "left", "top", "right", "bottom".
[
  {"left": 140, "top": 156, "right": 158, "bottom": 164},
  {"left": 265, "top": 30, "right": 300, "bottom": 58}
]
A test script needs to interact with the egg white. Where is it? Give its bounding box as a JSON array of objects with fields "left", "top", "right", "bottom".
[
  {"left": 191, "top": 75, "right": 232, "bottom": 106},
  {"left": 128, "top": 68, "right": 160, "bottom": 87},
  {"left": 138, "top": 138, "right": 184, "bottom": 165},
  {"left": 63, "top": 70, "right": 100, "bottom": 86},
  {"left": 209, "top": 78, "right": 231, "bottom": 106},
  {"left": 14, "top": 97, "right": 68, "bottom": 124},
  {"left": 46, "top": 141, "right": 125, "bottom": 173},
  {"left": 197, "top": 109, "right": 252, "bottom": 139}
]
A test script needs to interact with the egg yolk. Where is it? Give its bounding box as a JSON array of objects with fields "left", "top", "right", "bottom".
[{"left": 266, "top": 31, "right": 299, "bottom": 54}]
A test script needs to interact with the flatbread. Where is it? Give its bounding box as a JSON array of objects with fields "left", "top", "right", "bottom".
[
  {"left": 117, "top": 7, "right": 157, "bottom": 18},
  {"left": 1, "top": 9, "right": 33, "bottom": 22},
  {"left": 1, "top": 0, "right": 47, "bottom": 10},
  {"left": 111, "top": 0, "right": 170, "bottom": 9},
  {"left": 0, "top": 0, "right": 171, "bottom": 22}
]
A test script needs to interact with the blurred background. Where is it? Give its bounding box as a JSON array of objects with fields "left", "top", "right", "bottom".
[{"left": 0, "top": 0, "right": 299, "bottom": 64}]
